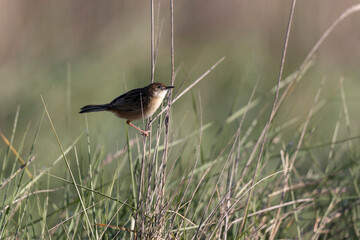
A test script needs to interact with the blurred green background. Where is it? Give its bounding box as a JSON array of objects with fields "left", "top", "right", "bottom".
[
  {"left": 1, "top": 2, "right": 360, "bottom": 238},
  {"left": 1, "top": 0, "right": 360, "bottom": 168}
]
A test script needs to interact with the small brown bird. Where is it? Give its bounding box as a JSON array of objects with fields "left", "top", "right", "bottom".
[{"left": 79, "top": 82, "right": 174, "bottom": 136}]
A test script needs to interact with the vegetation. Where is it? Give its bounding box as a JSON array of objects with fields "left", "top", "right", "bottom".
[{"left": 1, "top": 1, "right": 360, "bottom": 239}]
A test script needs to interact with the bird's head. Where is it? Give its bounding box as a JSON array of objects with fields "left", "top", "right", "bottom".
[{"left": 148, "top": 82, "right": 174, "bottom": 98}]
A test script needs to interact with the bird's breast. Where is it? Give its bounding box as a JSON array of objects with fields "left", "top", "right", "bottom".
[{"left": 145, "top": 96, "right": 164, "bottom": 118}]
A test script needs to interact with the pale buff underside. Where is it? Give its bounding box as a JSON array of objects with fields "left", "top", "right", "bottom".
[{"left": 110, "top": 95, "right": 166, "bottom": 121}]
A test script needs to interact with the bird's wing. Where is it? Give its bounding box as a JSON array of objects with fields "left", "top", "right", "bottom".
[{"left": 109, "top": 88, "right": 149, "bottom": 112}]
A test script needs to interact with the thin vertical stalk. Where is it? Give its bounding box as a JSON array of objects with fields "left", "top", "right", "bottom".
[
  {"left": 151, "top": 0, "right": 155, "bottom": 83},
  {"left": 239, "top": 0, "right": 297, "bottom": 236},
  {"left": 161, "top": 0, "right": 174, "bottom": 204},
  {"left": 153, "top": 0, "right": 175, "bottom": 237},
  {"left": 170, "top": 0, "right": 175, "bottom": 89}
]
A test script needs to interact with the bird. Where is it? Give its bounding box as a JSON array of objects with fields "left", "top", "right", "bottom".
[{"left": 79, "top": 82, "right": 174, "bottom": 136}]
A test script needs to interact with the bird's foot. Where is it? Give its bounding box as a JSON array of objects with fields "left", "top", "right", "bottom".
[{"left": 140, "top": 130, "right": 151, "bottom": 137}]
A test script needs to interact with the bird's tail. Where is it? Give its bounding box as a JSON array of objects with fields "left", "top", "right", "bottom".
[{"left": 79, "top": 104, "right": 109, "bottom": 113}]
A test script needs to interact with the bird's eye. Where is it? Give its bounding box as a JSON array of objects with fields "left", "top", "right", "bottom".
[{"left": 157, "top": 85, "right": 161, "bottom": 89}]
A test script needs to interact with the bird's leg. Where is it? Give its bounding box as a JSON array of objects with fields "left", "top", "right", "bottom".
[{"left": 126, "top": 120, "right": 150, "bottom": 137}]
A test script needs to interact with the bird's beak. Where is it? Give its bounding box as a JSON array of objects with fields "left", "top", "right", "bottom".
[{"left": 166, "top": 86, "right": 174, "bottom": 89}]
